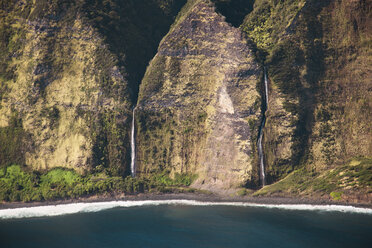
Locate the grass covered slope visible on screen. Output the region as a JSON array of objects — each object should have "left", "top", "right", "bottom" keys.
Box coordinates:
[
  {"left": 254, "top": 157, "right": 372, "bottom": 204},
  {"left": 137, "top": 0, "right": 262, "bottom": 191}
]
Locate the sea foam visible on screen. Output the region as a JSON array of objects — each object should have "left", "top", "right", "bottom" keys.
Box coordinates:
[{"left": 1, "top": 200, "right": 372, "bottom": 219}]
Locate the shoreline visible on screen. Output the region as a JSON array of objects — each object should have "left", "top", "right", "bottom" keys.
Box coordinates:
[{"left": 1, "top": 192, "right": 372, "bottom": 210}]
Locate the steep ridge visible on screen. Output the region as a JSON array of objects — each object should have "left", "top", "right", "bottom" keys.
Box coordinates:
[
  {"left": 242, "top": 0, "right": 372, "bottom": 201},
  {"left": 0, "top": 1, "right": 130, "bottom": 176},
  {"left": 0, "top": 0, "right": 186, "bottom": 176},
  {"left": 136, "top": 0, "right": 261, "bottom": 191},
  {"left": 242, "top": 0, "right": 308, "bottom": 183},
  {"left": 82, "top": 0, "right": 187, "bottom": 102}
]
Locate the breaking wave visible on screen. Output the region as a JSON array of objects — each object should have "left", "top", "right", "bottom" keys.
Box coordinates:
[{"left": 1, "top": 200, "right": 371, "bottom": 219}]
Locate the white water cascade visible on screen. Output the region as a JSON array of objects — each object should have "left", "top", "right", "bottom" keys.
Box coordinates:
[
  {"left": 258, "top": 68, "right": 269, "bottom": 187},
  {"left": 257, "top": 117, "right": 266, "bottom": 186},
  {"left": 264, "top": 69, "right": 269, "bottom": 108},
  {"left": 130, "top": 107, "right": 136, "bottom": 177}
]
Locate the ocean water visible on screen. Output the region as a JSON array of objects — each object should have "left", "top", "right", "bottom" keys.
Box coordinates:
[{"left": 0, "top": 201, "right": 372, "bottom": 248}]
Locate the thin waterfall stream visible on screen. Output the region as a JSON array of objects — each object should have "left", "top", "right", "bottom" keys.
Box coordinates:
[
  {"left": 264, "top": 69, "right": 269, "bottom": 108},
  {"left": 258, "top": 68, "right": 269, "bottom": 186},
  {"left": 130, "top": 107, "right": 136, "bottom": 177}
]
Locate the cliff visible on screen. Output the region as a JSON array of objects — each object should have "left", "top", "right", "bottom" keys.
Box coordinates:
[
  {"left": 0, "top": 0, "right": 371, "bottom": 203},
  {"left": 0, "top": 0, "right": 185, "bottom": 176},
  {"left": 242, "top": 0, "right": 372, "bottom": 201},
  {"left": 136, "top": 0, "right": 261, "bottom": 192}
]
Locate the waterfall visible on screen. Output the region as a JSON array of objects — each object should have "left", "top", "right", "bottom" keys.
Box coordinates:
[
  {"left": 257, "top": 117, "right": 266, "bottom": 186},
  {"left": 258, "top": 68, "right": 269, "bottom": 187},
  {"left": 130, "top": 107, "right": 136, "bottom": 177},
  {"left": 264, "top": 69, "right": 269, "bottom": 109}
]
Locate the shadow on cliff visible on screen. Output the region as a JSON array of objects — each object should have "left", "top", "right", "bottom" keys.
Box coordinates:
[
  {"left": 83, "top": 0, "right": 187, "bottom": 104},
  {"left": 265, "top": 0, "right": 331, "bottom": 184},
  {"left": 212, "top": 0, "right": 255, "bottom": 27}
]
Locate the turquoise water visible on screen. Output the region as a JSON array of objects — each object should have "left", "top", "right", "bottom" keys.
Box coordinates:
[{"left": 1, "top": 205, "right": 371, "bottom": 248}]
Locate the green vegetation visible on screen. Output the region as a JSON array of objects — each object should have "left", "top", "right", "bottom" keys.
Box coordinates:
[
  {"left": 242, "top": 0, "right": 305, "bottom": 58},
  {"left": 0, "top": 0, "right": 188, "bottom": 175},
  {"left": 149, "top": 172, "right": 198, "bottom": 187},
  {"left": 91, "top": 110, "right": 129, "bottom": 177},
  {"left": 235, "top": 188, "right": 254, "bottom": 197},
  {"left": 0, "top": 165, "right": 198, "bottom": 202},
  {"left": 240, "top": 0, "right": 333, "bottom": 182},
  {"left": 0, "top": 114, "right": 28, "bottom": 168},
  {"left": 0, "top": 5, "right": 27, "bottom": 102},
  {"left": 330, "top": 191, "right": 343, "bottom": 201},
  {"left": 0, "top": 0, "right": 370, "bottom": 200},
  {"left": 241, "top": 1, "right": 312, "bottom": 181},
  {"left": 136, "top": 105, "right": 208, "bottom": 175},
  {"left": 240, "top": 0, "right": 371, "bottom": 188},
  {"left": 140, "top": 172, "right": 199, "bottom": 194},
  {"left": 254, "top": 157, "right": 372, "bottom": 199}
]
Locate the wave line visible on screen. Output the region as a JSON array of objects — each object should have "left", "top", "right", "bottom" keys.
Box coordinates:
[{"left": 1, "top": 200, "right": 372, "bottom": 219}]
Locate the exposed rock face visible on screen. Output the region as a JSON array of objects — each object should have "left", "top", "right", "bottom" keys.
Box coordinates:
[
  {"left": 263, "top": 77, "right": 298, "bottom": 182},
  {"left": 242, "top": 0, "right": 372, "bottom": 197},
  {"left": 0, "top": 0, "right": 370, "bottom": 199},
  {"left": 307, "top": 0, "right": 372, "bottom": 169},
  {"left": 0, "top": 0, "right": 185, "bottom": 176},
  {"left": 137, "top": 0, "right": 261, "bottom": 190},
  {"left": 242, "top": 0, "right": 309, "bottom": 183},
  {"left": 0, "top": 3, "right": 131, "bottom": 175}
]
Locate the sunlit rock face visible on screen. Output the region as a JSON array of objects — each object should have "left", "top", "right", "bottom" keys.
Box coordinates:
[
  {"left": 0, "top": 0, "right": 185, "bottom": 176},
  {"left": 136, "top": 0, "right": 261, "bottom": 191}
]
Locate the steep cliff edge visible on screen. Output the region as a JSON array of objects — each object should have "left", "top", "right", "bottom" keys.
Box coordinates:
[{"left": 136, "top": 0, "right": 261, "bottom": 191}]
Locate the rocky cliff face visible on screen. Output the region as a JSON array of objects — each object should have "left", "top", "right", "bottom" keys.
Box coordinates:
[
  {"left": 307, "top": 0, "right": 371, "bottom": 169},
  {"left": 0, "top": 0, "right": 370, "bottom": 199},
  {"left": 242, "top": 0, "right": 310, "bottom": 183},
  {"left": 136, "top": 0, "right": 261, "bottom": 191},
  {"left": 242, "top": 0, "right": 372, "bottom": 200},
  {"left": 0, "top": 1, "right": 132, "bottom": 175},
  {"left": 0, "top": 0, "right": 185, "bottom": 176}
]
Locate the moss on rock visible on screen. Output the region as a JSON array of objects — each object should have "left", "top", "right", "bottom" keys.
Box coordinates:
[
  {"left": 136, "top": 0, "right": 261, "bottom": 191},
  {"left": 0, "top": 0, "right": 187, "bottom": 177}
]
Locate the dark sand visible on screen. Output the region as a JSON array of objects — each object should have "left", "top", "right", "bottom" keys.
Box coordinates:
[{"left": 1, "top": 192, "right": 371, "bottom": 210}]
